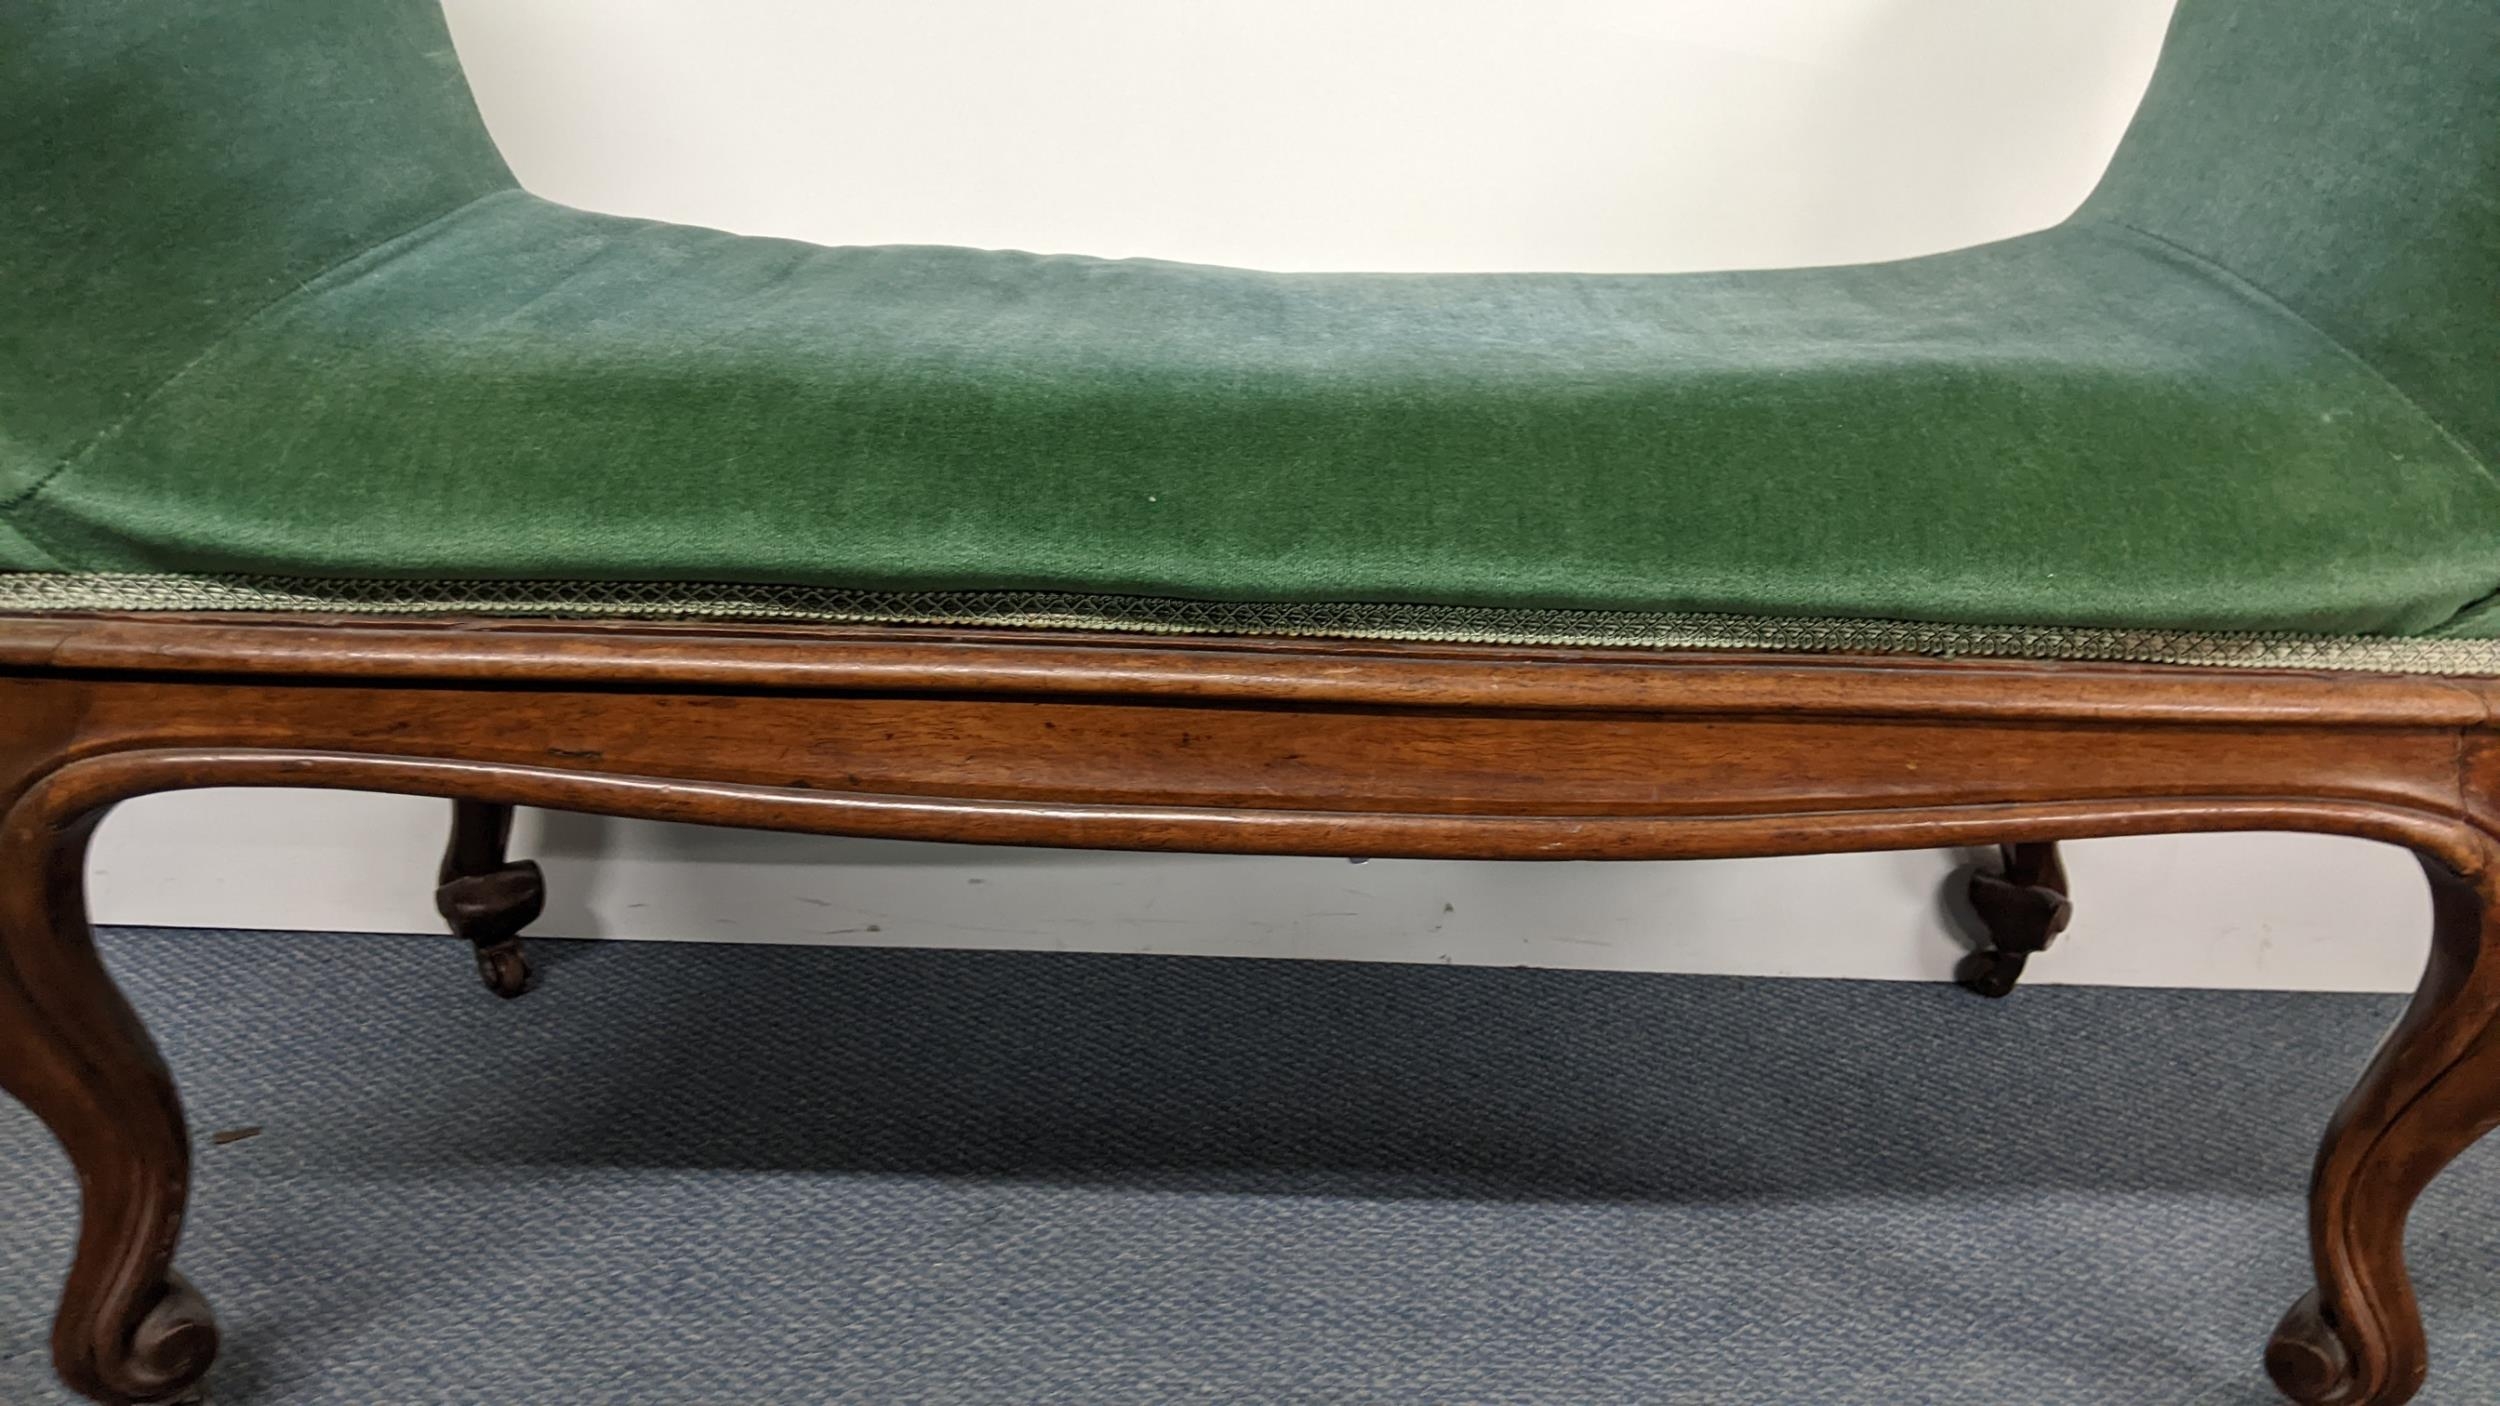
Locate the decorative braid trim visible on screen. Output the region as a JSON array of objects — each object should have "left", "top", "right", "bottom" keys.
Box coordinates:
[{"left": 3, "top": 572, "right": 2498, "bottom": 675}]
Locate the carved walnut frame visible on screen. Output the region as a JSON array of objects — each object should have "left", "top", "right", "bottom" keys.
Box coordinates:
[{"left": 4, "top": 609, "right": 2497, "bottom": 1406}]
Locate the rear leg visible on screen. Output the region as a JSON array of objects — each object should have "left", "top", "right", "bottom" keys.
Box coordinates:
[
  {"left": 1955, "top": 842, "right": 2073, "bottom": 998},
  {"left": 436, "top": 800, "right": 543, "bottom": 999}
]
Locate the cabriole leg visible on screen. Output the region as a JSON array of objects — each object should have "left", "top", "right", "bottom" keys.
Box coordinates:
[
  {"left": 436, "top": 799, "right": 543, "bottom": 998},
  {"left": 2267, "top": 847, "right": 2500, "bottom": 1406},
  {"left": 1957, "top": 841, "right": 2073, "bottom": 997},
  {"left": 0, "top": 796, "right": 218, "bottom": 1404}
]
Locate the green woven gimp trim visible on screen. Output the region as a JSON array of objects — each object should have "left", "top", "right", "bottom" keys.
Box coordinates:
[{"left": 4, "top": 572, "right": 2500, "bottom": 675}]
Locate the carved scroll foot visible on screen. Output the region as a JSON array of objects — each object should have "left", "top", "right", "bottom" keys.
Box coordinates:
[
  {"left": 2265, "top": 849, "right": 2500, "bottom": 1406},
  {"left": 1955, "top": 841, "right": 2072, "bottom": 997},
  {"left": 1, "top": 798, "right": 219, "bottom": 1404},
  {"left": 436, "top": 800, "right": 543, "bottom": 999}
]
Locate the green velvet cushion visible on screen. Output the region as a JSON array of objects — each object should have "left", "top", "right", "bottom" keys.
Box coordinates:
[{"left": 5, "top": 0, "right": 2497, "bottom": 643}]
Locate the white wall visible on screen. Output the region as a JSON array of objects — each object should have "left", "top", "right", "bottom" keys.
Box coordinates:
[
  {"left": 438, "top": 0, "right": 2181, "bottom": 274},
  {"left": 85, "top": 0, "right": 2437, "bottom": 993}
]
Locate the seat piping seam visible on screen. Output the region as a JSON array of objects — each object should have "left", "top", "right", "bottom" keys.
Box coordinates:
[
  {"left": 2087, "top": 216, "right": 2497, "bottom": 488},
  {"left": 0, "top": 188, "right": 517, "bottom": 520},
  {"left": 2084, "top": 216, "right": 2500, "bottom": 638}
]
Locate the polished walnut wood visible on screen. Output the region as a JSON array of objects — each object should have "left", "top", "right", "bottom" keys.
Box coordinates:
[
  {"left": 1959, "top": 841, "right": 2074, "bottom": 996},
  {"left": 436, "top": 799, "right": 542, "bottom": 998},
  {"left": 4, "top": 609, "right": 2498, "bottom": 1405}
]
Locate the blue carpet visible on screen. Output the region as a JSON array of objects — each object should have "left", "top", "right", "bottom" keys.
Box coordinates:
[{"left": 4, "top": 929, "right": 2498, "bottom": 1404}]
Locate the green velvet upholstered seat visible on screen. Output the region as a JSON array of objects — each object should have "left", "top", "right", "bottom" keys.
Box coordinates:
[{"left": 5, "top": 1, "right": 2497, "bottom": 662}]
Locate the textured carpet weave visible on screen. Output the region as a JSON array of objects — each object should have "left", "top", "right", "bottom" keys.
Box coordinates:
[{"left": 5, "top": 929, "right": 2499, "bottom": 1403}]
